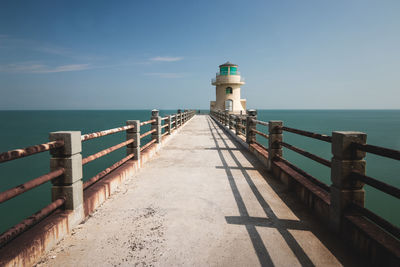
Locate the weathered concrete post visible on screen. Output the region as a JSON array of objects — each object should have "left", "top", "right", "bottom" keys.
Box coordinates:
[
  {"left": 224, "top": 109, "right": 229, "bottom": 126},
  {"left": 127, "top": 120, "right": 140, "bottom": 163},
  {"left": 267, "top": 121, "right": 283, "bottom": 171},
  {"left": 330, "top": 131, "right": 366, "bottom": 233},
  {"left": 235, "top": 115, "right": 240, "bottom": 135},
  {"left": 151, "top": 109, "right": 162, "bottom": 143},
  {"left": 246, "top": 109, "right": 257, "bottom": 144},
  {"left": 174, "top": 114, "right": 178, "bottom": 130},
  {"left": 49, "top": 131, "right": 84, "bottom": 226},
  {"left": 229, "top": 114, "right": 234, "bottom": 130},
  {"left": 178, "top": 109, "right": 182, "bottom": 127},
  {"left": 166, "top": 115, "right": 172, "bottom": 135}
]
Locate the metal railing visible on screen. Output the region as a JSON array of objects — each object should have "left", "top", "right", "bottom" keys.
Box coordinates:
[
  {"left": 210, "top": 109, "right": 400, "bottom": 242},
  {"left": 0, "top": 109, "right": 196, "bottom": 248}
]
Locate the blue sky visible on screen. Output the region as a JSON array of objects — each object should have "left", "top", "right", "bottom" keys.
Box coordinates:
[{"left": 0, "top": 0, "right": 399, "bottom": 109}]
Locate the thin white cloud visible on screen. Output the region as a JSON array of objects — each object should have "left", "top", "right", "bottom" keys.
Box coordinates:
[
  {"left": 144, "top": 72, "right": 184, "bottom": 78},
  {"left": 0, "top": 62, "right": 91, "bottom": 73},
  {"left": 150, "top": 56, "right": 183, "bottom": 62},
  {"left": 0, "top": 35, "right": 103, "bottom": 61}
]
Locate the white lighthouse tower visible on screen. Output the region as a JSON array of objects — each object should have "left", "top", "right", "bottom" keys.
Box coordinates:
[{"left": 210, "top": 62, "right": 246, "bottom": 114}]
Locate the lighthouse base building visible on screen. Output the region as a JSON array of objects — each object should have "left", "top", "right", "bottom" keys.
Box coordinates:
[{"left": 210, "top": 62, "right": 246, "bottom": 114}]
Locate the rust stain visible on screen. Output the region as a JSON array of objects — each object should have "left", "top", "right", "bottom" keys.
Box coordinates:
[
  {"left": 0, "top": 140, "right": 64, "bottom": 163},
  {"left": 81, "top": 125, "right": 134, "bottom": 142}
]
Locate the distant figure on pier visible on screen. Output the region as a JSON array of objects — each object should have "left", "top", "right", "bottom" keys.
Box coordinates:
[{"left": 210, "top": 62, "right": 246, "bottom": 114}]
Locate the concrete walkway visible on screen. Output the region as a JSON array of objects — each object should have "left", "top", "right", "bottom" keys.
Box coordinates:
[{"left": 38, "top": 115, "right": 363, "bottom": 267}]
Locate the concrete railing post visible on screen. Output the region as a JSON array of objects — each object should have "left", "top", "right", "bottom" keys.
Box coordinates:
[
  {"left": 49, "top": 131, "right": 84, "bottom": 226},
  {"left": 224, "top": 110, "right": 229, "bottom": 126},
  {"left": 151, "top": 109, "right": 161, "bottom": 143},
  {"left": 267, "top": 121, "right": 283, "bottom": 171},
  {"left": 174, "top": 113, "right": 178, "bottom": 130},
  {"left": 166, "top": 115, "right": 172, "bottom": 135},
  {"left": 330, "top": 131, "right": 366, "bottom": 233},
  {"left": 229, "top": 114, "right": 234, "bottom": 130},
  {"left": 178, "top": 109, "right": 182, "bottom": 127},
  {"left": 235, "top": 116, "right": 240, "bottom": 135},
  {"left": 127, "top": 120, "right": 140, "bottom": 163},
  {"left": 246, "top": 109, "right": 257, "bottom": 144}
]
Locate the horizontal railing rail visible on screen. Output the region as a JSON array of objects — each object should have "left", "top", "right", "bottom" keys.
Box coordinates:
[
  {"left": 280, "top": 141, "right": 331, "bottom": 168},
  {"left": 351, "top": 171, "right": 399, "bottom": 199},
  {"left": 0, "top": 168, "right": 65, "bottom": 204},
  {"left": 82, "top": 139, "right": 134, "bottom": 165},
  {"left": 140, "top": 119, "right": 156, "bottom": 126},
  {"left": 349, "top": 140, "right": 400, "bottom": 203},
  {"left": 353, "top": 142, "right": 400, "bottom": 161},
  {"left": 281, "top": 126, "right": 332, "bottom": 143},
  {"left": 83, "top": 154, "right": 134, "bottom": 189},
  {"left": 253, "top": 140, "right": 268, "bottom": 151},
  {"left": 349, "top": 203, "right": 400, "bottom": 240},
  {"left": 252, "top": 119, "right": 269, "bottom": 127},
  {"left": 140, "top": 129, "right": 156, "bottom": 139},
  {"left": 0, "top": 140, "right": 64, "bottom": 163},
  {"left": 252, "top": 129, "right": 269, "bottom": 140},
  {"left": 81, "top": 125, "right": 134, "bottom": 142},
  {"left": 0, "top": 197, "right": 66, "bottom": 248},
  {"left": 141, "top": 139, "right": 157, "bottom": 151},
  {"left": 275, "top": 155, "right": 330, "bottom": 192}
]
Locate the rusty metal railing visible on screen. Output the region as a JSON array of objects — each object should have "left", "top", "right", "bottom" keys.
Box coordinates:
[
  {"left": 0, "top": 197, "right": 66, "bottom": 248},
  {"left": 353, "top": 142, "right": 400, "bottom": 161},
  {"left": 141, "top": 139, "right": 157, "bottom": 152},
  {"left": 81, "top": 125, "right": 134, "bottom": 142},
  {"left": 252, "top": 129, "right": 269, "bottom": 140},
  {"left": 83, "top": 154, "right": 134, "bottom": 189},
  {"left": 0, "top": 138, "right": 67, "bottom": 246},
  {"left": 0, "top": 140, "right": 64, "bottom": 163},
  {"left": 275, "top": 155, "right": 331, "bottom": 192},
  {"left": 0, "top": 109, "right": 197, "bottom": 249},
  {"left": 280, "top": 141, "right": 331, "bottom": 168},
  {"left": 140, "top": 129, "right": 156, "bottom": 139},
  {"left": 348, "top": 203, "right": 400, "bottom": 240},
  {"left": 82, "top": 139, "right": 134, "bottom": 165},
  {"left": 140, "top": 119, "right": 156, "bottom": 126},
  {"left": 210, "top": 109, "right": 400, "bottom": 246},
  {"left": 349, "top": 142, "right": 400, "bottom": 201},
  {"left": 0, "top": 168, "right": 65, "bottom": 204},
  {"left": 281, "top": 126, "right": 332, "bottom": 143}
]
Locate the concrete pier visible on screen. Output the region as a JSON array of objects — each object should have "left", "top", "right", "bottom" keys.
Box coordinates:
[{"left": 36, "top": 115, "right": 364, "bottom": 266}]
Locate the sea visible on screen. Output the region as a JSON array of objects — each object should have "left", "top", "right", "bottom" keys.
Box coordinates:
[{"left": 0, "top": 110, "right": 399, "bottom": 234}]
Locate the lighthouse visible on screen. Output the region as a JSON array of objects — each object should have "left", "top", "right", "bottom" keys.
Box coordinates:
[{"left": 210, "top": 62, "right": 246, "bottom": 114}]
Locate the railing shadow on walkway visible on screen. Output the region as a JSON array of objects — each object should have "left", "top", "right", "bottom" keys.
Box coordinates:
[{"left": 206, "top": 116, "right": 364, "bottom": 267}]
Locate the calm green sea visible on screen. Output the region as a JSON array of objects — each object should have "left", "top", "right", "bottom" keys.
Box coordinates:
[{"left": 0, "top": 110, "right": 399, "bottom": 234}]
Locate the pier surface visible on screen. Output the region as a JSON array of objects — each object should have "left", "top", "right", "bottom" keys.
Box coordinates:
[{"left": 38, "top": 115, "right": 362, "bottom": 266}]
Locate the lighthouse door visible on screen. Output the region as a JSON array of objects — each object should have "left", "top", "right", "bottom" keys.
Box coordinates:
[{"left": 225, "top": 100, "right": 233, "bottom": 112}]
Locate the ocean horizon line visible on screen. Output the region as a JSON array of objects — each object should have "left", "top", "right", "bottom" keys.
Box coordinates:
[{"left": 0, "top": 108, "right": 399, "bottom": 111}]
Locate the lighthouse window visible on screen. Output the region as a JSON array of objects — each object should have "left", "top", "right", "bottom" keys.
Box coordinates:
[
  {"left": 225, "top": 87, "right": 232, "bottom": 94},
  {"left": 220, "top": 66, "right": 228, "bottom": 75},
  {"left": 225, "top": 100, "right": 233, "bottom": 111},
  {"left": 230, "top": 67, "right": 237, "bottom": 75}
]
